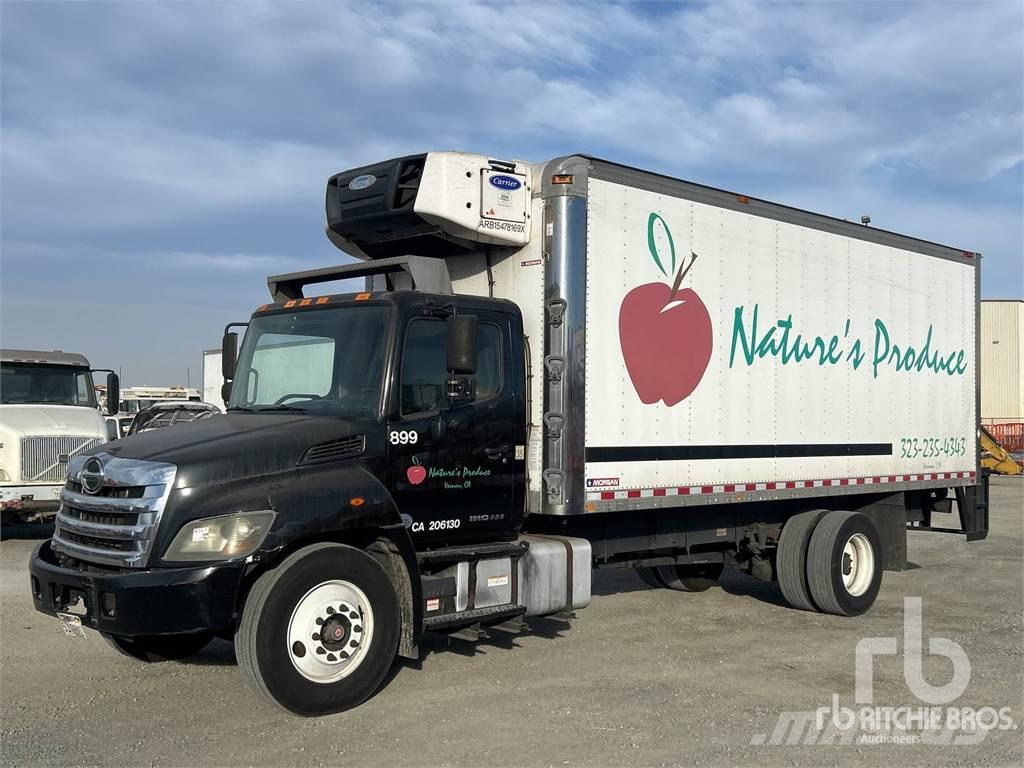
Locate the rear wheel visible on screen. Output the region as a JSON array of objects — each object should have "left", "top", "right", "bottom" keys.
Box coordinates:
[
  {"left": 777, "top": 509, "right": 828, "bottom": 611},
  {"left": 635, "top": 567, "right": 663, "bottom": 588},
  {"left": 102, "top": 632, "right": 213, "bottom": 662},
  {"left": 236, "top": 543, "right": 400, "bottom": 716},
  {"left": 806, "top": 511, "right": 882, "bottom": 616},
  {"left": 655, "top": 563, "right": 724, "bottom": 592}
]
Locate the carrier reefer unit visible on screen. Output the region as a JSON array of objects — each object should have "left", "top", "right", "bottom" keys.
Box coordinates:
[{"left": 30, "top": 152, "right": 988, "bottom": 716}]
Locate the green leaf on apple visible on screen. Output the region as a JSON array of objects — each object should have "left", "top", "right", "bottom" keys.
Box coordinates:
[{"left": 647, "top": 212, "right": 676, "bottom": 278}]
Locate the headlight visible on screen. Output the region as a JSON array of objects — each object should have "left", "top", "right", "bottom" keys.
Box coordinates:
[{"left": 164, "top": 510, "right": 276, "bottom": 562}]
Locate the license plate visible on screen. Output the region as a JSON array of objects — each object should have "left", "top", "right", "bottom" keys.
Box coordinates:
[{"left": 56, "top": 612, "right": 86, "bottom": 638}]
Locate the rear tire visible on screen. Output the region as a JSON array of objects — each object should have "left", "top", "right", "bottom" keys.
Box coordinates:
[
  {"left": 636, "top": 567, "right": 663, "bottom": 588},
  {"left": 655, "top": 563, "right": 724, "bottom": 592},
  {"left": 777, "top": 510, "right": 828, "bottom": 611},
  {"left": 102, "top": 632, "right": 213, "bottom": 662},
  {"left": 235, "top": 543, "right": 400, "bottom": 716},
  {"left": 806, "top": 511, "right": 882, "bottom": 616}
]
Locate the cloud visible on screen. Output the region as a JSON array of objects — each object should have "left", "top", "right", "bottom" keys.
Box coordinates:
[{"left": 0, "top": 0, "right": 1020, "bottom": 384}]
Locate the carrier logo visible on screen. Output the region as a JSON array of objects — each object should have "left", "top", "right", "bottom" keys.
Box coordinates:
[
  {"left": 489, "top": 174, "right": 522, "bottom": 191},
  {"left": 347, "top": 174, "right": 377, "bottom": 191},
  {"left": 80, "top": 457, "right": 105, "bottom": 495}
]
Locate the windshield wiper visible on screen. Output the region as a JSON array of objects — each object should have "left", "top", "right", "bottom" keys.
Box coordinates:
[{"left": 227, "top": 404, "right": 307, "bottom": 414}]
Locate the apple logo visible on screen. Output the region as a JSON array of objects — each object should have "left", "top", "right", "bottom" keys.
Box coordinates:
[
  {"left": 406, "top": 455, "right": 427, "bottom": 485},
  {"left": 619, "top": 212, "right": 713, "bottom": 406}
]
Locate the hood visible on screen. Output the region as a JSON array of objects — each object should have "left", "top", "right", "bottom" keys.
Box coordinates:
[
  {"left": 102, "top": 412, "right": 378, "bottom": 488},
  {"left": 0, "top": 404, "right": 107, "bottom": 438}
]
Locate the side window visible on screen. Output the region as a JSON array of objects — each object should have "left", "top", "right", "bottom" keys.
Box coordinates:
[
  {"left": 75, "top": 372, "right": 94, "bottom": 406},
  {"left": 476, "top": 323, "right": 502, "bottom": 398},
  {"left": 400, "top": 317, "right": 505, "bottom": 417},
  {"left": 401, "top": 319, "right": 448, "bottom": 416}
]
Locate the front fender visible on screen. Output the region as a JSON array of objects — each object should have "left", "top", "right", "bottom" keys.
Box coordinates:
[{"left": 154, "top": 460, "right": 423, "bottom": 655}]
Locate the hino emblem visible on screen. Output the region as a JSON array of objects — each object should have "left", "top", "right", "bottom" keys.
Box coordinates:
[{"left": 80, "top": 457, "right": 105, "bottom": 495}]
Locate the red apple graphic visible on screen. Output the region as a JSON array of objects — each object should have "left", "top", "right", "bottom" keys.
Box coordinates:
[
  {"left": 619, "top": 213, "right": 713, "bottom": 406},
  {"left": 406, "top": 456, "right": 427, "bottom": 485}
]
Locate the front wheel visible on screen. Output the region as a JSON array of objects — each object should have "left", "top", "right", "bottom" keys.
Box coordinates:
[
  {"left": 102, "top": 632, "right": 213, "bottom": 662},
  {"left": 236, "top": 543, "right": 400, "bottom": 716}
]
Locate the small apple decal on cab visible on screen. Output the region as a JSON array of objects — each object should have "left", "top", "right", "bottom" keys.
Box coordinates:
[
  {"left": 406, "top": 455, "right": 427, "bottom": 485},
  {"left": 619, "top": 212, "right": 713, "bottom": 406}
]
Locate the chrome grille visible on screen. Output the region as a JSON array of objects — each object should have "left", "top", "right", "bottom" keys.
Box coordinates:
[
  {"left": 20, "top": 435, "right": 104, "bottom": 483},
  {"left": 53, "top": 453, "right": 176, "bottom": 569}
]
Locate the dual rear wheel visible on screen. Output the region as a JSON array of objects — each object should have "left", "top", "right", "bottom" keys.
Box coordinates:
[{"left": 777, "top": 510, "right": 882, "bottom": 616}]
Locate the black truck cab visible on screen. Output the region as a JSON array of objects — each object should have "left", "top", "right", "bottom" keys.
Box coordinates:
[{"left": 30, "top": 290, "right": 536, "bottom": 715}]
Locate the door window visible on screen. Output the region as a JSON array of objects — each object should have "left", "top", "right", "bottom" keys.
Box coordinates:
[{"left": 400, "top": 318, "right": 503, "bottom": 417}]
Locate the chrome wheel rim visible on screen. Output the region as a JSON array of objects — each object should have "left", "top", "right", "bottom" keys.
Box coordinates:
[{"left": 287, "top": 580, "right": 374, "bottom": 684}]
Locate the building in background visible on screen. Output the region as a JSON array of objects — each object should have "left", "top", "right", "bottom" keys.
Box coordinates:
[{"left": 980, "top": 299, "right": 1023, "bottom": 451}]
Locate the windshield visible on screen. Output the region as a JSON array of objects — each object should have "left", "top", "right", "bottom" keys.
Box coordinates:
[
  {"left": 0, "top": 363, "right": 97, "bottom": 407},
  {"left": 229, "top": 305, "right": 389, "bottom": 418}
]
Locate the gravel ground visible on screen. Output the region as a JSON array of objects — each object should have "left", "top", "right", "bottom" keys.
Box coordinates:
[{"left": 1, "top": 477, "right": 1021, "bottom": 768}]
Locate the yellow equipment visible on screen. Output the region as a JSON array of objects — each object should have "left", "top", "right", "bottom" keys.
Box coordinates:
[{"left": 980, "top": 426, "right": 1023, "bottom": 475}]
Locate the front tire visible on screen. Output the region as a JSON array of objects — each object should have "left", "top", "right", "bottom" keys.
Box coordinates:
[
  {"left": 236, "top": 543, "right": 400, "bottom": 716},
  {"left": 805, "top": 511, "right": 882, "bottom": 616},
  {"left": 102, "top": 632, "right": 213, "bottom": 662}
]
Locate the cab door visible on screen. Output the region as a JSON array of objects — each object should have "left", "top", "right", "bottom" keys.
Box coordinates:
[{"left": 387, "top": 309, "right": 519, "bottom": 546}]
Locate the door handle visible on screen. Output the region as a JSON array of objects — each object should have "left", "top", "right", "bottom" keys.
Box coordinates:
[{"left": 485, "top": 444, "right": 510, "bottom": 460}]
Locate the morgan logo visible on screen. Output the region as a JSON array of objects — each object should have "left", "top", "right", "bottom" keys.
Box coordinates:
[
  {"left": 489, "top": 174, "right": 522, "bottom": 191},
  {"left": 619, "top": 213, "right": 713, "bottom": 406}
]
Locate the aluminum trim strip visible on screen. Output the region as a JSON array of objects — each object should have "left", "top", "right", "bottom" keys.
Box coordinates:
[{"left": 54, "top": 511, "right": 152, "bottom": 541}]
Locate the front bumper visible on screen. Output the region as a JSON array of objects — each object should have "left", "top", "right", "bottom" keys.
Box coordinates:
[
  {"left": 29, "top": 540, "right": 246, "bottom": 637},
  {"left": 1, "top": 484, "right": 62, "bottom": 516}
]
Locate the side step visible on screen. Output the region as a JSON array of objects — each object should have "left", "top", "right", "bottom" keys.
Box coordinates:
[{"left": 423, "top": 604, "right": 526, "bottom": 633}]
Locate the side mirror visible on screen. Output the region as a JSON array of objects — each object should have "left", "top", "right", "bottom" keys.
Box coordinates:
[
  {"left": 447, "top": 314, "right": 478, "bottom": 375},
  {"left": 105, "top": 372, "right": 120, "bottom": 416},
  {"left": 222, "top": 332, "right": 238, "bottom": 380},
  {"left": 221, "top": 381, "right": 233, "bottom": 406},
  {"left": 105, "top": 419, "right": 119, "bottom": 441}
]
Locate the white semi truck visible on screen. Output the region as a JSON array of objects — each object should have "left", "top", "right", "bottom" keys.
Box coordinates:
[
  {"left": 31, "top": 153, "right": 987, "bottom": 715},
  {"left": 1, "top": 350, "right": 119, "bottom": 522}
]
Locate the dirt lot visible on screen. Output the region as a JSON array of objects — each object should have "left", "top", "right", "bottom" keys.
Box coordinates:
[{"left": 1, "top": 478, "right": 1021, "bottom": 768}]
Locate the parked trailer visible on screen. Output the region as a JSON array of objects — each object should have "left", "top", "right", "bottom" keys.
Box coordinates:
[{"left": 29, "top": 152, "right": 988, "bottom": 716}]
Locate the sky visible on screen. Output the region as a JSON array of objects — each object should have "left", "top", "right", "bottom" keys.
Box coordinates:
[{"left": 1, "top": 0, "right": 1022, "bottom": 387}]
